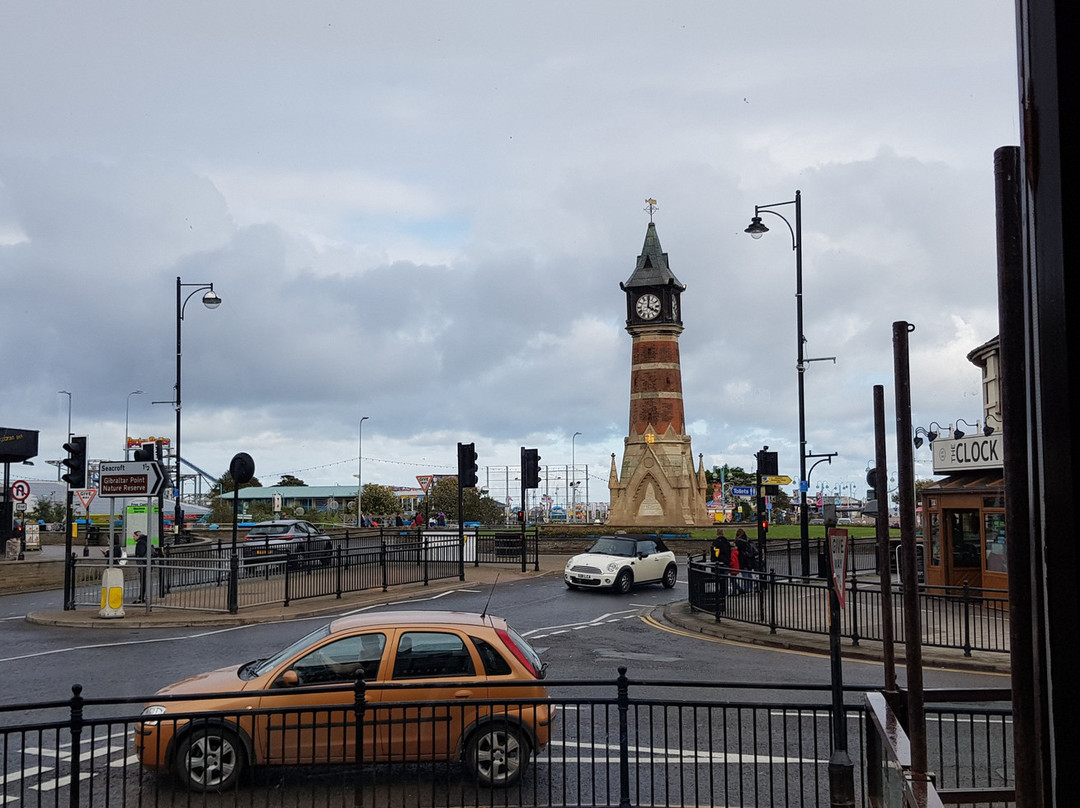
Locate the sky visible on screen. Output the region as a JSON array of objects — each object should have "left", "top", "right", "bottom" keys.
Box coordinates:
[{"left": 1, "top": 2, "right": 1020, "bottom": 512}]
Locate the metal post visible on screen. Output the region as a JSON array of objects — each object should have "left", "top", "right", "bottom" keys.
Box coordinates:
[
  {"left": 872, "top": 385, "right": 897, "bottom": 693},
  {"left": 893, "top": 320, "right": 927, "bottom": 778},
  {"left": 357, "top": 416, "right": 368, "bottom": 526}
]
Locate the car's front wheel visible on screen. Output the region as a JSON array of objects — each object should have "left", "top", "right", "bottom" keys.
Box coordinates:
[
  {"left": 174, "top": 725, "right": 245, "bottom": 792},
  {"left": 614, "top": 569, "right": 633, "bottom": 594},
  {"left": 466, "top": 722, "right": 530, "bottom": 787},
  {"left": 662, "top": 563, "right": 678, "bottom": 589}
]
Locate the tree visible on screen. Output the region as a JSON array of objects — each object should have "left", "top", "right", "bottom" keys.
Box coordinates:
[
  {"left": 360, "top": 484, "right": 400, "bottom": 519},
  {"left": 704, "top": 464, "right": 755, "bottom": 487},
  {"left": 275, "top": 474, "right": 306, "bottom": 487},
  {"left": 209, "top": 470, "right": 262, "bottom": 498},
  {"left": 425, "top": 478, "right": 505, "bottom": 523},
  {"left": 29, "top": 493, "right": 65, "bottom": 525}
]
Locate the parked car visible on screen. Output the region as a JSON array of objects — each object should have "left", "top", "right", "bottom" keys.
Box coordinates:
[
  {"left": 564, "top": 535, "right": 678, "bottom": 593},
  {"left": 240, "top": 519, "right": 333, "bottom": 564},
  {"left": 135, "top": 610, "right": 553, "bottom": 790}
]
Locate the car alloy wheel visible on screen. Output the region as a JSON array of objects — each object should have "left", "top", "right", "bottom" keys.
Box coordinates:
[
  {"left": 174, "top": 726, "right": 244, "bottom": 792},
  {"left": 467, "top": 722, "right": 529, "bottom": 787},
  {"left": 614, "top": 569, "right": 632, "bottom": 594},
  {"left": 662, "top": 563, "right": 678, "bottom": 589}
]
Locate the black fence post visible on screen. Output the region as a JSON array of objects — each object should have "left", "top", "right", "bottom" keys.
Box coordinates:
[
  {"left": 520, "top": 529, "right": 527, "bottom": 574},
  {"left": 850, "top": 574, "right": 861, "bottom": 647},
  {"left": 616, "top": 666, "right": 631, "bottom": 808},
  {"left": 380, "top": 536, "right": 388, "bottom": 592},
  {"left": 335, "top": 545, "right": 343, "bottom": 598},
  {"left": 67, "top": 684, "right": 84, "bottom": 808},
  {"left": 283, "top": 551, "right": 292, "bottom": 607},
  {"left": 353, "top": 675, "right": 367, "bottom": 807},
  {"left": 532, "top": 525, "right": 540, "bottom": 572},
  {"left": 962, "top": 583, "right": 973, "bottom": 657},
  {"left": 768, "top": 570, "right": 779, "bottom": 634},
  {"left": 65, "top": 553, "right": 77, "bottom": 610},
  {"left": 713, "top": 562, "right": 724, "bottom": 623},
  {"left": 227, "top": 552, "right": 238, "bottom": 614}
]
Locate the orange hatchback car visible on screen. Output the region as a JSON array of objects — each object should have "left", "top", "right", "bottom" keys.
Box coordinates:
[{"left": 135, "top": 611, "right": 553, "bottom": 791}]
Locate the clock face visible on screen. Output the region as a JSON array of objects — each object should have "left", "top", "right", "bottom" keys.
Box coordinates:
[{"left": 635, "top": 293, "right": 661, "bottom": 320}]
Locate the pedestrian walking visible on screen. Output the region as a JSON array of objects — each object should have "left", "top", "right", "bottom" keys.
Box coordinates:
[
  {"left": 734, "top": 528, "right": 757, "bottom": 592},
  {"left": 133, "top": 531, "right": 149, "bottom": 603}
]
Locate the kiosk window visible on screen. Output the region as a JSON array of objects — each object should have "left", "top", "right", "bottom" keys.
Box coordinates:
[{"left": 984, "top": 512, "right": 1007, "bottom": 572}]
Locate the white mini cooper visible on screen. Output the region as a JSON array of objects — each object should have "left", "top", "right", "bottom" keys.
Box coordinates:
[{"left": 564, "top": 536, "right": 678, "bottom": 594}]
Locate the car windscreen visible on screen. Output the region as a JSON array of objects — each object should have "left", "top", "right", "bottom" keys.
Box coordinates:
[
  {"left": 586, "top": 538, "right": 636, "bottom": 557},
  {"left": 248, "top": 525, "right": 290, "bottom": 537},
  {"left": 249, "top": 623, "right": 331, "bottom": 677}
]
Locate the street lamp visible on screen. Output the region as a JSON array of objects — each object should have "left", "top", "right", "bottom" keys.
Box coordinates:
[
  {"left": 746, "top": 190, "right": 835, "bottom": 578},
  {"left": 174, "top": 277, "right": 221, "bottom": 534},
  {"left": 357, "top": 416, "right": 369, "bottom": 526},
  {"left": 58, "top": 390, "right": 72, "bottom": 440},
  {"left": 124, "top": 390, "right": 144, "bottom": 460},
  {"left": 571, "top": 431, "right": 581, "bottom": 523}
]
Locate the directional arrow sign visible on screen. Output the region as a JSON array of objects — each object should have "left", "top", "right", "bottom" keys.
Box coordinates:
[
  {"left": 762, "top": 475, "right": 793, "bottom": 485},
  {"left": 98, "top": 460, "right": 165, "bottom": 497}
]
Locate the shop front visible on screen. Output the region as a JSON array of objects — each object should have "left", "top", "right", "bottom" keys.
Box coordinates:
[{"left": 919, "top": 431, "right": 1007, "bottom": 594}]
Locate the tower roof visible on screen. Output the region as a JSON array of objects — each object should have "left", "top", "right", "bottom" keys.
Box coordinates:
[{"left": 622, "top": 222, "right": 686, "bottom": 291}]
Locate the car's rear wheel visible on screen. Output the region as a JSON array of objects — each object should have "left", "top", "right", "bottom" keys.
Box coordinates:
[
  {"left": 614, "top": 569, "right": 633, "bottom": 594},
  {"left": 466, "top": 722, "right": 530, "bottom": 787},
  {"left": 174, "top": 725, "right": 244, "bottom": 792},
  {"left": 662, "top": 563, "right": 678, "bottom": 589}
]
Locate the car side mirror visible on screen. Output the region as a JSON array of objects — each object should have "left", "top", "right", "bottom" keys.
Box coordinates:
[{"left": 278, "top": 669, "right": 300, "bottom": 688}]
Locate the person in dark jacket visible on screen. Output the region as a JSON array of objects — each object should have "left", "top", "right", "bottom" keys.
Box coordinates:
[
  {"left": 734, "top": 528, "right": 757, "bottom": 592},
  {"left": 710, "top": 529, "right": 732, "bottom": 566},
  {"left": 133, "top": 531, "right": 148, "bottom": 602}
]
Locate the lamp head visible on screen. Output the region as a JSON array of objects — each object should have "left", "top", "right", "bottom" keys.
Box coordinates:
[
  {"left": 926, "top": 421, "right": 943, "bottom": 443},
  {"left": 744, "top": 216, "right": 769, "bottom": 239},
  {"left": 201, "top": 290, "right": 222, "bottom": 310},
  {"left": 983, "top": 424, "right": 995, "bottom": 436}
]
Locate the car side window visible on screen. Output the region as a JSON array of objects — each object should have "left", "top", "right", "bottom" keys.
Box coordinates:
[
  {"left": 470, "top": 636, "right": 512, "bottom": 675},
  {"left": 290, "top": 632, "right": 386, "bottom": 685},
  {"left": 637, "top": 540, "right": 657, "bottom": 555},
  {"left": 392, "top": 632, "right": 477, "bottom": 680}
]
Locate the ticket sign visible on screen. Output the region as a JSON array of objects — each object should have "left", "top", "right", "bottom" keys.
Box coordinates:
[
  {"left": 99, "top": 461, "right": 165, "bottom": 497},
  {"left": 828, "top": 528, "right": 850, "bottom": 609}
]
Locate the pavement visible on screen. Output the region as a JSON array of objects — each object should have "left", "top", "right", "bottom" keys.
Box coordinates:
[{"left": 21, "top": 552, "right": 1011, "bottom": 675}]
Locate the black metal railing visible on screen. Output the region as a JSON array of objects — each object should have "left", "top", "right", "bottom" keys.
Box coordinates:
[
  {"left": 0, "top": 673, "right": 1012, "bottom": 808},
  {"left": 687, "top": 555, "right": 1011, "bottom": 655}
]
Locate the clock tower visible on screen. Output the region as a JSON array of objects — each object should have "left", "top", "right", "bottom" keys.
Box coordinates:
[{"left": 608, "top": 216, "right": 710, "bottom": 527}]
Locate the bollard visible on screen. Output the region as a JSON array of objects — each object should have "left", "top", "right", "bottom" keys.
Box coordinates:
[{"left": 98, "top": 567, "right": 125, "bottom": 618}]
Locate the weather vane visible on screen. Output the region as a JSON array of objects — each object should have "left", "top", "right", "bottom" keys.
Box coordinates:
[{"left": 644, "top": 198, "right": 659, "bottom": 222}]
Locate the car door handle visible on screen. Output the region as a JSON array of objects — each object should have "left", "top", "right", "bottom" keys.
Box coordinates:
[{"left": 454, "top": 690, "right": 474, "bottom": 699}]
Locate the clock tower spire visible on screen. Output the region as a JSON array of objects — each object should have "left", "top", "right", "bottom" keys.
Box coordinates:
[{"left": 609, "top": 205, "right": 710, "bottom": 527}]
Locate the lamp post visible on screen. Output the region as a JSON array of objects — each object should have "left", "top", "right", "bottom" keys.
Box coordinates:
[
  {"left": 571, "top": 431, "right": 581, "bottom": 523},
  {"left": 357, "top": 416, "right": 369, "bottom": 526},
  {"left": 746, "top": 191, "right": 835, "bottom": 577},
  {"left": 124, "top": 390, "right": 144, "bottom": 460},
  {"left": 174, "top": 277, "right": 221, "bottom": 535},
  {"left": 58, "top": 390, "right": 72, "bottom": 440}
]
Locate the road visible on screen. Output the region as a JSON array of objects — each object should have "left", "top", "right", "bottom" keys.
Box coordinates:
[{"left": 0, "top": 563, "right": 1004, "bottom": 704}]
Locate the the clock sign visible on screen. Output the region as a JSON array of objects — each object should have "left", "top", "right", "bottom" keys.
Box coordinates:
[{"left": 635, "top": 293, "right": 661, "bottom": 320}]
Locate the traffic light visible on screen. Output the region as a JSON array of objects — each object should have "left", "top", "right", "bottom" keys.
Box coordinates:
[
  {"left": 863, "top": 467, "right": 879, "bottom": 514},
  {"left": 61, "top": 436, "right": 87, "bottom": 489},
  {"left": 457, "top": 442, "right": 479, "bottom": 488},
  {"left": 516, "top": 510, "right": 525, "bottom": 524},
  {"left": 758, "top": 449, "right": 779, "bottom": 495},
  {"left": 521, "top": 447, "right": 541, "bottom": 489},
  {"left": 760, "top": 518, "right": 769, "bottom": 534},
  {"left": 133, "top": 442, "right": 155, "bottom": 462}
]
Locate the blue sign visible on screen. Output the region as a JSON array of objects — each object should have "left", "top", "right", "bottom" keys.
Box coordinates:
[
  {"left": 731, "top": 486, "right": 755, "bottom": 497},
  {"left": 800, "top": 480, "right": 809, "bottom": 492}
]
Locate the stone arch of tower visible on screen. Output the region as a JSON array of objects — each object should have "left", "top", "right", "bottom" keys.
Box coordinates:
[{"left": 631, "top": 473, "right": 667, "bottom": 519}]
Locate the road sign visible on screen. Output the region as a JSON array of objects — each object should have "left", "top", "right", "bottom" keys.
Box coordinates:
[
  {"left": 76, "top": 489, "right": 97, "bottom": 509},
  {"left": 98, "top": 460, "right": 165, "bottom": 497},
  {"left": 10, "top": 480, "right": 30, "bottom": 501},
  {"left": 417, "top": 475, "right": 434, "bottom": 492},
  {"left": 828, "top": 528, "right": 850, "bottom": 609},
  {"left": 762, "top": 475, "right": 792, "bottom": 485},
  {"left": 731, "top": 486, "right": 755, "bottom": 497}
]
